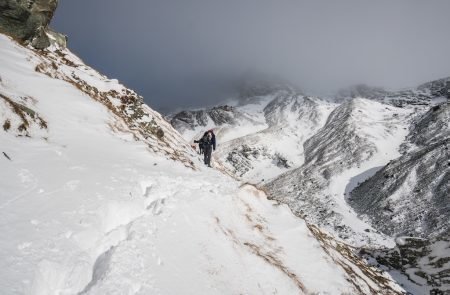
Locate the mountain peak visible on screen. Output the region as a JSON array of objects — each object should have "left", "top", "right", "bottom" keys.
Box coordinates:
[
  {"left": 336, "top": 84, "right": 389, "bottom": 100},
  {"left": 236, "top": 73, "right": 300, "bottom": 102}
]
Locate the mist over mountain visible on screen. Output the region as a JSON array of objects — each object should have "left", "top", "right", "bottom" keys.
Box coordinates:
[{"left": 50, "top": 0, "right": 450, "bottom": 112}]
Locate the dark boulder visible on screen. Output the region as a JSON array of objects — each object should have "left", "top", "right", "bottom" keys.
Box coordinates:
[{"left": 0, "top": 0, "right": 66, "bottom": 49}]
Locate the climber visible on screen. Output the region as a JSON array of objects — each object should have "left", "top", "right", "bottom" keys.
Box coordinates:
[{"left": 202, "top": 129, "right": 216, "bottom": 167}]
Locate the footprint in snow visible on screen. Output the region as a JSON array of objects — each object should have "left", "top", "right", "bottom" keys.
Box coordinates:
[
  {"left": 140, "top": 180, "right": 154, "bottom": 198},
  {"left": 146, "top": 199, "right": 165, "bottom": 215}
]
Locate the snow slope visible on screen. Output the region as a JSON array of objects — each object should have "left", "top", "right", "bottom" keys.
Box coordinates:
[
  {"left": 0, "top": 34, "right": 405, "bottom": 294},
  {"left": 349, "top": 102, "right": 450, "bottom": 239}
]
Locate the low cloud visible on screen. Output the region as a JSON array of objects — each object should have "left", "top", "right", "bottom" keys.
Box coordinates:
[{"left": 53, "top": 0, "right": 450, "bottom": 112}]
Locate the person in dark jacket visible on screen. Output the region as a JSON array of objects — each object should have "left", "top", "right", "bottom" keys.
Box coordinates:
[{"left": 202, "top": 130, "right": 216, "bottom": 167}]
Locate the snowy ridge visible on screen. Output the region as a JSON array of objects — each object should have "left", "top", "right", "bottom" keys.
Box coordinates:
[{"left": 0, "top": 33, "right": 196, "bottom": 168}]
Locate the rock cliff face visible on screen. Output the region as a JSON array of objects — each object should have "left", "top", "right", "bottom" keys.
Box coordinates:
[{"left": 0, "top": 0, "right": 66, "bottom": 49}]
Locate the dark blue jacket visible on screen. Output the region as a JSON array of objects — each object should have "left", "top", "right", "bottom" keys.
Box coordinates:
[{"left": 202, "top": 131, "right": 216, "bottom": 150}]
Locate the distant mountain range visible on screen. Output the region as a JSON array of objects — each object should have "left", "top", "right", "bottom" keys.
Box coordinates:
[{"left": 171, "top": 76, "right": 449, "bottom": 294}]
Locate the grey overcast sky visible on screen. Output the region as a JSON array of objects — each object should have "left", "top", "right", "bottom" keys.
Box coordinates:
[{"left": 52, "top": 0, "right": 450, "bottom": 113}]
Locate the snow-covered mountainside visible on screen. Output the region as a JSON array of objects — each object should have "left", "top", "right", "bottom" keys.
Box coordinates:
[
  {"left": 0, "top": 31, "right": 409, "bottom": 294},
  {"left": 349, "top": 102, "right": 449, "bottom": 239},
  {"left": 171, "top": 74, "right": 449, "bottom": 294},
  {"left": 346, "top": 102, "right": 449, "bottom": 294},
  {"left": 337, "top": 78, "right": 449, "bottom": 107},
  {"left": 265, "top": 98, "right": 416, "bottom": 246}
]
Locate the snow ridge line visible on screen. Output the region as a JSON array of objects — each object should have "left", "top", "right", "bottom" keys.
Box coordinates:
[
  {"left": 211, "top": 166, "right": 310, "bottom": 292},
  {"left": 238, "top": 183, "right": 403, "bottom": 294},
  {"left": 307, "top": 225, "right": 403, "bottom": 295},
  {"left": 213, "top": 212, "right": 307, "bottom": 293}
]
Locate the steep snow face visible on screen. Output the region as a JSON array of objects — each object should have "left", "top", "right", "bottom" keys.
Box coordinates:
[
  {"left": 0, "top": 33, "right": 196, "bottom": 168},
  {"left": 349, "top": 103, "right": 450, "bottom": 239},
  {"left": 0, "top": 35, "right": 405, "bottom": 295},
  {"left": 265, "top": 98, "right": 417, "bottom": 247}
]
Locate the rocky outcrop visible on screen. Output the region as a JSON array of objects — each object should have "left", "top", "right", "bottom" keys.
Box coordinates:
[
  {"left": 361, "top": 236, "right": 450, "bottom": 294},
  {"left": 225, "top": 144, "right": 291, "bottom": 177},
  {"left": 0, "top": 0, "right": 66, "bottom": 49},
  {"left": 0, "top": 93, "right": 48, "bottom": 137}
]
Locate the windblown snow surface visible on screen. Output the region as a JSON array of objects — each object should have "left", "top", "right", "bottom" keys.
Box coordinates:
[{"left": 0, "top": 34, "right": 406, "bottom": 294}]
